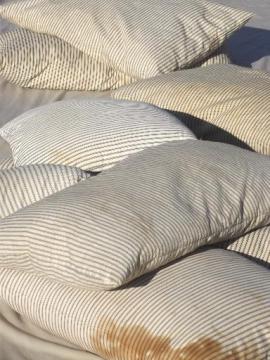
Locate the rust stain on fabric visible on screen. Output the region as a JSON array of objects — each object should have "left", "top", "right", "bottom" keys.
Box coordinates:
[{"left": 91, "top": 317, "right": 259, "bottom": 360}]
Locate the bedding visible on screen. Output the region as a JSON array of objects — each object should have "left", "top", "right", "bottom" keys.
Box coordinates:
[
  {"left": 0, "top": 77, "right": 110, "bottom": 171},
  {"left": 112, "top": 64, "right": 270, "bottom": 154},
  {"left": 0, "top": 164, "right": 89, "bottom": 219},
  {"left": 0, "top": 98, "right": 195, "bottom": 171},
  {"left": 0, "top": 1, "right": 269, "bottom": 359},
  {"left": 0, "top": 249, "right": 269, "bottom": 359},
  {"left": 0, "top": 28, "right": 231, "bottom": 91},
  {"left": 220, "top": 226, "right": 270, "bottom": 268},
  {"left": 0, "top": 28, "right": 136, "bottom": 91},
  {"left": 0, "top": 137, "right": 12, "bottom": 169},
  {"left": 1, "top": 140, "right": 270, "bottom": 291},
  {"left": 0, "top": 0, "right": 250, "bottom": 89},
  {"left": 194, "top": 47, "right": 231, "bottom": 67}
]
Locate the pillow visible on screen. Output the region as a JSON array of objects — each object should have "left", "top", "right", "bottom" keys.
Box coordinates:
[
  {"left": 195, "top": 47, "right": 231, "bottom": 67},
  {"left": 0, "top": 28, "right": 136, "bottom": 91},
  {"left": 0, "top": 28, "right": 230, "bottom": 91},
  {"left": 0, "top": 0, "right": 251, "bottom": 84},
  {"left": 0, "top": 137, "right": 13, "bottom": 170},
  {"left": 0, "top": 164, "right": 90, "bottom": 219},
  {"left": 0, "top": 249, "right": 269, "bottom": 358},
  {"left": 220, "top": 226, "right": 270, "bottom": 268},
  {"left": 0, "top": 98, "right": 195, "bottom": 171},
  {"left": 1, "top": 140, "right": 270, "bottom": 290},
  {"left": 112, "top": 64, "right": 270, "bottom": 155},
  {"left": 0, "top": 155, "right": 13, "bottom": 170}
]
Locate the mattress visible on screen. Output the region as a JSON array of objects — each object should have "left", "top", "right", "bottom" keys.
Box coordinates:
[{"left": 0, "top": 1, "right": 269, "bottom": 360}]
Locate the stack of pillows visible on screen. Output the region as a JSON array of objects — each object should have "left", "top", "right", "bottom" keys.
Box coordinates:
[
  {"left": 1, "top": 0, "right": 270, "bottom": 156},
  {"left": 0, "top": 98, "right": 269, "bottom": 358},
  {"left": 0, "top": 1, "right": 270, "bottom": 359},
  {"left": 0, "top": 0, "right": 251, "bottom": 90}
]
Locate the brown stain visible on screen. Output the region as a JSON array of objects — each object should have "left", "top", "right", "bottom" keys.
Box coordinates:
[{"left": 91, "top": 317, "right": 260, "bottom": 360}]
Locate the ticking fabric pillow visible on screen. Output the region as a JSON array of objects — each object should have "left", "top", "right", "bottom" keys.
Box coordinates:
[
  {"left": 0, "top": 0, "right": 251, "bottom": 84},
  {"left": 0, "top": 137, "right": 13, "bottom": 170},
  {"left": 0, "top": 28, "right": 135, "bottom": 91},
  {"left": 0, "top": 249, "right": 269, "bottom": 358},
  {"left": 0, "top": 156, "right": 13, "bottom": 170},
  {"left": 0, "top": 164, "right": 90, "bottom": 219},
  {"left": 220, "top": 226, "right": 270, "bottom": 268},
  {"left": 0, "top": 141, "right": 270, "bottom": 290},
  {"left": 112, "top": 65, "right": 270, "bottom": 155},
  {"left": 195, "top": 48, "right": 231, "bottom": 67},
  {"left": 0, "top": 98, "right": 195, "bottom": 171},
  {"left": 0, "top": 28, "right": 230, "bottom": 91}
]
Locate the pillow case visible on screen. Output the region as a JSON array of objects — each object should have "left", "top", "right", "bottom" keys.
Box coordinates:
[
  {"left": 195, "top": 47, "right": 231, "bottom": 67},
  {"left": 220, "top": 226, "right": 270, "bottom": 268},
  {"left": 0, "top": 0, "right": 251, "bottom": 83},
  {"left": 0, "top": 98, "right": 195, "bottom": 171},
  {"left": 0, "top": 164, "right": 90, "bottom": 219},
  {"left": 0, "top": 28, "right": 230, "bottom": 91},
  {"left": 112, "top": 64, "right": 270, "bottom": 154},
  {"left": 0, "top": 155, "right": 13, "bottom": 170},
  {"left": 0, "top": 249, "right": 269, "bottom": 358},
  {"left": 0, "top": 137, "right": 13, "bottom": 170},
  {"left": 1, "top": 141, "right": 270, "bottom": 290},
  {"left": 0, "top": 28, "right": 135, "bottom": 91}
]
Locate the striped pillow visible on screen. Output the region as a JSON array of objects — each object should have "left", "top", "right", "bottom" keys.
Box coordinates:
[
  {"left": 194, "top": 47, "right": 231, "bottom": 67},
  {"left": 0, "top": 137, "right": 13, "bottom": 170},
  {"left": 0, "top": 98, "right": 195, "bottom": 171},
  {"left": 0, "top": 28, "right": 230, "bottom": 91},
  {"left": 0, "top": 164, "right": 90, "bottom": 219},
  {"left": 0, "top": 249, "right": 269, "bottom": 358},
  {"left": 0, "top": 28, "right": 136, "bottom": 91},
  {"left": 112, "top": 65, "right": 270, "bottom": 155},
  {"left": 0, "top": 0, "right": 251, "bottom": 84},
  {"left": 0, "top": 156, "right": 13, "bottom": 170},
  {"left": 220, "top": 227, "right": 270, "bottom": 268},
  {"left": 1, "top": 141, "right": 270, "bottom": 290}
]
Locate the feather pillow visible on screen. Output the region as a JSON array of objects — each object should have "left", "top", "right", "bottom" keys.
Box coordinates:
[
  {"left": 0, "top": 98, "right": 195, "bottom": 171},
  {"left": 0, "top": 141, "right": 270, "bottom": 290}
]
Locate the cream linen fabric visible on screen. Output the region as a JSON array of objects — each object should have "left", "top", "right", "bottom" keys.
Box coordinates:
[
  {"left": 0, "top": 164, "right": 90, "bottom": 219},
  {"left": 0, "top": 249, "right": 269, "bottom": 358},
  {"left": 0, "top": 0, "right": 251, "bottom": 84},
  {"left": 112, "top": 65, "right": 270, "bottom": 154},
  {"left": 0, "top": 28, "right": 230, "bottom": 91},
  {"left": 0, "top": 98, "right": 195, "bottom": 171},
  {"left": 0, "top": 141, "right": 270, "bottom": 290}
]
